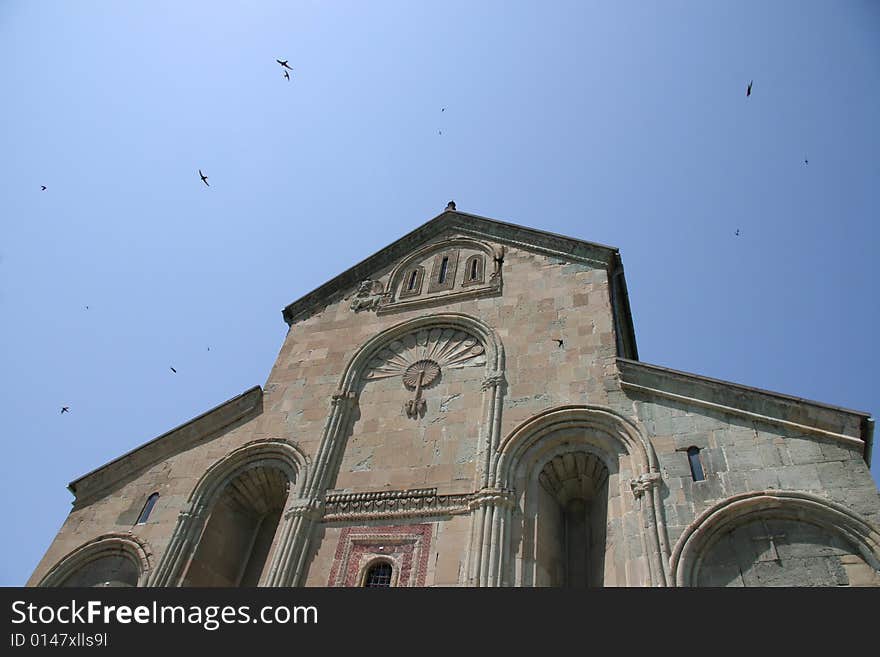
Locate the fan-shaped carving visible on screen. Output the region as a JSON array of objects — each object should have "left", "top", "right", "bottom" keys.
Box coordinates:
[
  {"left": 364, "top": 328, "right": 486, "bottom": 380},
  {"left": 222, "top": 466, "right": 290, "bottom": 516},
  {"left": 403, "top": 360, "right": 441, "bottom": 390},
  {"left": 538, "top": 452, "right": 609, "bottom": 505}
]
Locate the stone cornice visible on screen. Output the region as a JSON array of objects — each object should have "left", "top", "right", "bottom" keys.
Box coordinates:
[
  {"left": 281, "top": 209, "right": 620, "bottom": 326},
  {"left": 68, "top": 386, "right": 263, "bottom": 504},
  {"left": 617, "top": 358, "right": 873, "bottom": 461}
]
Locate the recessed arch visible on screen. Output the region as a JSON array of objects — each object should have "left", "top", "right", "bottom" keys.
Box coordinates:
[
  {"left": 670, "top": 490, "right": 880, "bottom": 587},
  {"left": 495, "top": 405, "right": 668, "bottom": 587},
  {"left": 39, "top": 534, "right": 152, "bottom": 587},
  {"left": 148, "top": 439, "right": 309, "bottom": 587},
  {"left": 185, "top": 438, "right": 309, "bottom": 511}
]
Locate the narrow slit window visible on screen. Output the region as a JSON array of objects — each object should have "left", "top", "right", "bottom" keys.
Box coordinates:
[
  {"left": 470, "top": 258, "right": 479, "bottom": 280},
  {"left": 364, "top": 562, "right": 393, "bottom": 587},
  {"left": 136, "top": 493, "right": 159, "bottom": 525},
  {"left": 438, "top": 256, "right": 449, "bottom": 284},
  {"left": 687, "top": 447, "right": 705, "bottom": 482}
]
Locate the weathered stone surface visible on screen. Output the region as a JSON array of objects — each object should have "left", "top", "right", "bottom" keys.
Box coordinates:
[{"left": 27, "top": 209, "right": 880, "bottom": 588}]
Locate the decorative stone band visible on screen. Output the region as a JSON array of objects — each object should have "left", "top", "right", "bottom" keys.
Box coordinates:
[
  {"left": 629, "top": 471, "right": 662, "bottom": 499},
  {"left": 468, "top": 487, "right": 517, "bottom": 511},
  {"left": 323, "top": 488, "right": 471, "bottom": 521},
  {"left": 330, "top": 390, "right": 357, "bottom": 407},
  {"left": 284, "top": 499, "right": 325, "bottom": 521},
  {"left": 481, "top": 372, "right": 505, "bottom": 391}
]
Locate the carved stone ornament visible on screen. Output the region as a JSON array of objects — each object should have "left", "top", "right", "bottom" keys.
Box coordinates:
[
  {"left": 363, "top": 328, "right": 486, "bottom": 418},
  {"left": 468, "top": 487, "right": 516, "bottom": 510},
  {"left": 331, "top": 390, "right": 356, "bottom": 407},
  {"left": 403, "top": 359, "right": 441, "bottom": 418},
  {"left": 629, "top": 471, "right": 661, "bottom": 499},
  {"left": 349, "top": 279, "right": 387, "bottom": 312},
  {"left": 323, "top": 487, "right": 471, "bottom": 521},
  {"left": 490, "top": 244, "right": 505, "bottom": 282},
  {"left": 481, "top": 372, "right": 505, "bottom": 391},
  {"left": 284, "top": 499, "right": 324, "bottom": 521}
]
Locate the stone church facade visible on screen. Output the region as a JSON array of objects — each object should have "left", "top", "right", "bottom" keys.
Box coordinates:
[{"left": 29, "top": 205, "right": 880, "bottom": 587}]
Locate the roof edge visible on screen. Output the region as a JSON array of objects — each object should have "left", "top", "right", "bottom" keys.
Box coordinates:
[
  {"left": 618, "top": 358, "right": 873, "bottom": 462},
  {"left": 68, "top": 385, "right": 263, "bottom": 501},
  {"left": 281, "top": 208, "right": 621, "bottom": 326}
]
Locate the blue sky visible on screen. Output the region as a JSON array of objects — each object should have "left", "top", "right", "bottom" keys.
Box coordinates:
[{"left": 1, "top": 1, "right": 877, "bottom": 586}]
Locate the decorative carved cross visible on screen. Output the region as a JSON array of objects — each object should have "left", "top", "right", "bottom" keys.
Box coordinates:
[
  {"left": 751, "top": 521, "right": 786, "bottom": 562},
  {"left": 405, "top": 369, "right": 427, "bottom": 418},
  {"left": 403, "top": 359, "right": 440, "bottom": 419}
]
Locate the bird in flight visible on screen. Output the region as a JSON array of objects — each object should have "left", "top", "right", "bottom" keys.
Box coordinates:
[
  {"left": 199, "top": 170, "right": 209, "bottom": 186},
  {"left": 170, "top": 366, "right": 177, "bottom": 373},
  {"left": 276, "top": 59, "right": 293, "bottom": 70},
  {"left": 60, "top": 406, "right": 70, "bottom": 414},
  {"left": 85, "top": 305, "right": 89, "bottom": 310},
  {"left": 283, "top": 70, "right": 290, "bottom": 81},
  {"left": 746, "top": 80, "right": 753, "bottom": 97},
  {"left": 735, "top": 229, "right": 740, "bottom": 236},
  {"left": 41, "top": 185, "right": 47, "bottom": 191},
  {"left": 804, "top": 158, "right": 809, "bottom": 165},
  {"left": 554, "top": 339, "right": 564, "bottom": 348},
  {"left": 441, "top": 107, "right": 446, "bottom": 112}
]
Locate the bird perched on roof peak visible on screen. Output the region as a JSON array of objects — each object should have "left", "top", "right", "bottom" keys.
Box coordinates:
[{"left": 446, "top": 200, "right": 456, "bottom": 211}]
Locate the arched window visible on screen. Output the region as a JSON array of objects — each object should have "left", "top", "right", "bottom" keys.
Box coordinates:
[
  {"left": 427, "top": 251, "right": 458, "bottom": 293},
  {"left": 136, "top": 493, "right": 159, "bottom": 525},
  {"left": 363, "top": 561, "right": 393, "bottom": 587},
  {"left": 462, "top": 255, "right": 485, "bottom": 287},
  {"left": 399, "top": 266, "right": 424, "bottom": 298},
  {"left": 687, "top": 447, "right": 705, "bottom": 482},
  {"left": 438, "top": 256, "right": 449, "bottom": 284}
]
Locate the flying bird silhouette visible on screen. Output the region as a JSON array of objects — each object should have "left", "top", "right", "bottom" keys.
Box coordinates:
[
  {"left": 746, "top": 80, "right": 753, "bottom": 97},
  {"left": 554, "top": 339, "right": 564, "bottom": 348},
  {"left": 735, "top": 229, "right": 740, "bottom": 236},
  {"left": 804, "top": 158, "right": 809, "bottom": 165},
  {"left": 283, "top": 70, "right": 290, "bottom": 81},
  {"left": 276, "top": 59, "right": 293, "bottom": 70},
  {"left": 85, "top": 305, "right": 89, "bottom": 310},
  {"left": 41, "top": 185, "right": 47, "bottom": 191},
  {"left": 441, "top": 107, "right": 446, "bottom": 112},
  {"left": 60, "top": 407, "right": 69, "bottom": 414},
  {"left": 170, "top": 367, "right": 177, "bottom": 373},
  {"left": 199, "top": 170, "right": 209, "bottom": 186}
]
